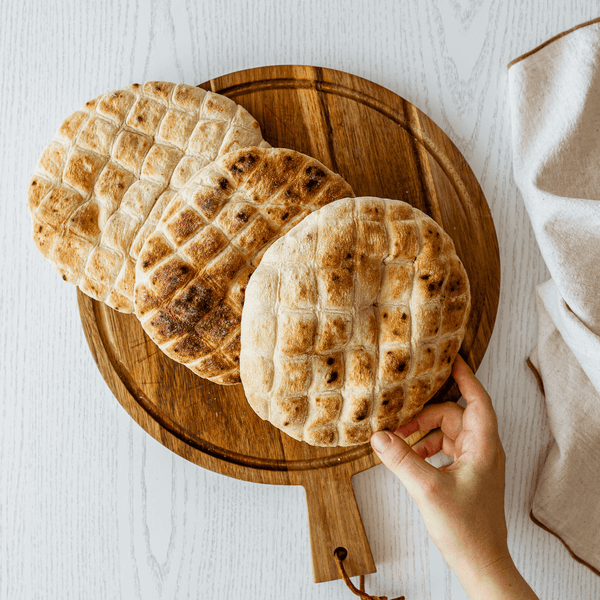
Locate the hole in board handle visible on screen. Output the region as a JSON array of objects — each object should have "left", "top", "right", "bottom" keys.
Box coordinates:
[{"left": 334, "top": 546, "right": 348, "bottom": 561}]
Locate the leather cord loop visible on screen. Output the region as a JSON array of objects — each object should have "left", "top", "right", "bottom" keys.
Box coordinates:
[{"left": 333, "top": 548, "right": 405, "bottom": 600}]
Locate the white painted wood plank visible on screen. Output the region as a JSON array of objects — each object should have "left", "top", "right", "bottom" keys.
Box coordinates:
[{"left": 2, "top": 1, "right": 599, "bottom": 598}]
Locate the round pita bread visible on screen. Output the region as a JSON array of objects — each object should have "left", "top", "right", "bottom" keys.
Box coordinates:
[
  {"left": 239, "top": 197, "right": 470, "bottom": 446},
  {"left": 27, "top": 81, "right": 269, "bottom": 312},
  {"left": 134, "top": 146, "right": 355, "bottom": 385}
]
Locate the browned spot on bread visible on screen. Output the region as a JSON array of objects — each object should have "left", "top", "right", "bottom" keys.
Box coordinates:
[
  {"left": 195, "top": 301, "right": 241, "bottom": 345},
  {"left": 219, "top": 372, "right": 242, "bottom": 385},
  {"left": 225, "top": 150, "right": 259, "bottom": 180},
  {"left": 319, "top": 268, "right": 353, "bottom": 308},
  {"left": 63, "top": 150, "right": 105, "bottom": 195},
  {"left": 221, "top": 332, "right": 242, "bottom": 361},
  {"left": 36, "top": 186, "right": 81, "bottom": 228},
  {"left": 440, "top": 297, "right": 468, "bottom": 334},
  {"left": 202, "top": 247, "right": 246, "bottom": 292},
  {"left": 193, "top": 352, "right": 233, "bottom": 379},
  {"left": 315, "top": 314, "right": 350, "bottom": 352},
  {"left": 234, "top": 215, "right": 275, "bottom": 254},
  {"left": 112, "top": 130, "right": 152, "bottom": 173},
  {"left": 94, "top": 162, "right": 135, "bottom": 204},
  {"left": 180, "top": 226, "right": 227, "bottom": 268},
  {"left": 437, "top": 338, "right": 461, "bottom": 370},
  {"left": 306, "top": 427, "right": 337, "bottom": 446},
  {"left": 447, "top": 267, "right": 468, "bottom": 297},
  {"left": 380, "top": 307, "right": 411, "bottom": 344},
  {"left": 272, "top": 396, "right": 308, "bottom": 429},
  {"left": 406, "top": 378, "right": 433, "bottom": 409},
  {"left": 28, "top": 176, "right": 54, "bottom": 212},
  {"left": 388, "top": 220, "right": 419, "bottom": 261},
  {"left": 134, "top": 284, "right": 161, "bottom": 316},
  {"left": 170, "top": 278, "right": 217, "bottom": 325},
  {"left": 278, "top": 313, "right": 317, "bottom": 356},
  {"left": 263, "top": 205, "right": 302, "bottom": 226},
  {"left": 377, "top": 386, "right": 404, "bottom": 417},
  {"left": 380, "top": 349, "right": 411, "bottom": 385},
  {"left": 350, "top": 398, "right": 370, "bottom": 422},
  {"left": 138, "top": 234, "right": 173, "bottom": 273},
  {"left": 347, "top": 349, "right": 375, "bottom": 388},
  {"left": 149, "top": 308, "right": 187, "bottom": 340},
  {"left": 215, "top": 202, "right": 257, "bottom": 235},
  {"left": 310, "top": 393, "right": 342, "bottom": 427},
  {"left": 171, "top": 333, "right": 212, "bottom": 361},
  {"left": 415, "top": 262, "right": 446, "bottom": 300},
  {"left": 419, "top": 220, "right": 445, "bottom": 259},
  {"left": 149, "top": 258, "right": 195, "bottom": 300},
  {"left": 311, "top": 354, "right": 344, "bottom": 391},
  {"left": 165, "top": 208, "right": 204, "bottom": 244},
  {"left": 413, "top": 345, "right": 437, "bottom": 376},
  {"left": 68, "top": 201, "right": 101, "bottom": 240},
  {"left": 193, "top": 188, "right": 225, "bottom": 220},
  {"left": 292, "top": 164, "right": 329, "bottom": 199}
]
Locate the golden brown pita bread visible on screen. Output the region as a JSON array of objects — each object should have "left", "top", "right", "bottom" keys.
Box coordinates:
[{"left": 134, "top": 146, "right": 355, "bottom": 385}]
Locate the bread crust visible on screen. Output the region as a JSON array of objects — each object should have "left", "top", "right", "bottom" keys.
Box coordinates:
[
  {"left": 28, "top": 82, "right": 269, "bottom": 312},
  {"left": 239, "top": 197, "right": 471, "bottom": 446},
  {"left": 134, "top": 147, "right": 355, "bottom": 385}
]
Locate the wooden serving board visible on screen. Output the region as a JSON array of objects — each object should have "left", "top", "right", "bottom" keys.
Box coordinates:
[{"left": 78, "top": 65, "right": 500, "bottom": 584}]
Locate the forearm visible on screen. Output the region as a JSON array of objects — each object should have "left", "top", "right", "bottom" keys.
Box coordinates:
[{"left": 455, "top": 556, "right": 539, "bottom": 600}]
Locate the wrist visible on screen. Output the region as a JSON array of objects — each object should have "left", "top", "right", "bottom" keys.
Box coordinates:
[{"left": 455, "top": 555, "right": 539, "bottom": 600}]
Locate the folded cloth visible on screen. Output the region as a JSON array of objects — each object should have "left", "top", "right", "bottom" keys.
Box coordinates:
[{"left": 509, "top": 18, "right": 600, "bottom": 575}]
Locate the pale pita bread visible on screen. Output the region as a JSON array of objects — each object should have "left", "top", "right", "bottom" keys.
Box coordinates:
[{"left": 239, "top": 197, "right": 470, "bottom": 446}]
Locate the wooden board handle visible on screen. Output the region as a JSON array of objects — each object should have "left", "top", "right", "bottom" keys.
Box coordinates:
[{"left": 300, "top": 469, "right": 376, "bottom": 583}]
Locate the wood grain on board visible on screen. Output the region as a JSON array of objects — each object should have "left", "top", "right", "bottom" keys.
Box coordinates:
[{"left": 78, "top": 65, "right": 500, "bottom": 583}]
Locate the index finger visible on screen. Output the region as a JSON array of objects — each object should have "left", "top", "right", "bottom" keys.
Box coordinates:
[{"left": 395, "top": 401, "right": 464, "bottom": 441}]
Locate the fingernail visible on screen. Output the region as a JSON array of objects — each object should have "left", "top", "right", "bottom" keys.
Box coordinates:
[{"left": 371, "top": 431, "right": 392, "bottom": 453}]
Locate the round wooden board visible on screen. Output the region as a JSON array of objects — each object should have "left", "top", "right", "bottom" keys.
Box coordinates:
[{"left": 78, "top": 65, "right": 500, "bottom": 583}]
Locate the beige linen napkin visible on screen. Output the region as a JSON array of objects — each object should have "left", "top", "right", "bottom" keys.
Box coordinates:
[{"left": 508, "top": 18, "right": 600, "bottom": 575}]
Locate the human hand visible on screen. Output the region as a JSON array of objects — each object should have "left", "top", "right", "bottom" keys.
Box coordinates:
[{"left": 370, "top": 356, "right": 539, "bottom": 600}]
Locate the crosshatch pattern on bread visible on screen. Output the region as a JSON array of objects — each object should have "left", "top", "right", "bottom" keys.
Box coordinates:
[
  {"left": 27, "top": 81, "right": 269, "bottom": 313},
  {"left": 134, "top": 146, "right": 355, "bottom": 385},
  {"left": 239, "top": 197, "right": 471, "bottom": 447}
]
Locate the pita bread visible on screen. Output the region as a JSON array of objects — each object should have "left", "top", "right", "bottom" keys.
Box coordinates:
[
  {"left": 239, "top": 197, "right": 470, "bottom": 446},
  {"left": 27, "top": 81, "right": 269, "bottom": 312},
  {"left": 134, "top": 146, "right": 355, "bottom": 385}
]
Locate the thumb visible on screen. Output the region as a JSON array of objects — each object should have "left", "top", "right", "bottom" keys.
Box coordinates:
[{"left": 371, "top": 430, "right": 440, "bottom": 499}]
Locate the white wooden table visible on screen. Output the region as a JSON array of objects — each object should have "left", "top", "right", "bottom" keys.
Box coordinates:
[{"left": 2, "top": 1, "right": 599, "bottom": 598}]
